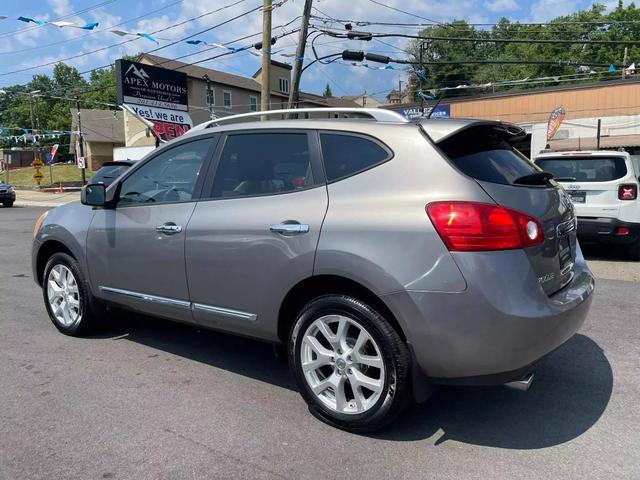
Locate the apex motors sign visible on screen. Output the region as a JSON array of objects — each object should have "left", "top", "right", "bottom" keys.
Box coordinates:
[
  {"left": 116, "top": 59, "right": 188, "bottom": 111},
  {"left": 116, "top": 59, "right": 193, "bottom": 141}
]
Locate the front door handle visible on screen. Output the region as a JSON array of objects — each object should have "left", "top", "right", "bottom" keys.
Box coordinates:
[
  {"left": 155, "top": 222, "right": 183, "bottom": 235},
  {"left": 270, "top": 223, "right": 310, "bottom": 236}
]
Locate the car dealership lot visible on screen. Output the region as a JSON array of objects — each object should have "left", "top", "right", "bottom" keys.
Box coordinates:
[{"left": 1, "top": 207, "right": 639, "bottom": 479}]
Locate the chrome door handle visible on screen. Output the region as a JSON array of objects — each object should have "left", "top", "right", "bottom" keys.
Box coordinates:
[
  {"left": 155, "top": 222, "right": 183, "bottom": 235},
  {"left": 269, "top": 223, "right": 310, "bottom": 235}
]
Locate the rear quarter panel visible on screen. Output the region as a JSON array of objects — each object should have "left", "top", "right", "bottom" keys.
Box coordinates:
[{"left": 314, "top": 124, "right": 493, "bottom": 300}]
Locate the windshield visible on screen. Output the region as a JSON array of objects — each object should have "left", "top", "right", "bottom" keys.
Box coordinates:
[
  {"left": 536, "top": 156, "right": 627, "bottom": 182},
  {"left": 90, "top": 164, "right": 130, "bottom": 185}
]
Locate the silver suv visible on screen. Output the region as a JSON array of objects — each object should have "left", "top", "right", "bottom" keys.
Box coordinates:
[{"left": 32, "top": 108, "right": 595, "bottom": 432}]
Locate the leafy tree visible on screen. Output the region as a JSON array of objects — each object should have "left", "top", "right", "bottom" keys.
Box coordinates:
[{"left": 323, "top": 83, "right": 333, "bottom": 97}]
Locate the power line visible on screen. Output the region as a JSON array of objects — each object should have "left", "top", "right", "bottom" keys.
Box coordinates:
[{"left": 365, "top": 0, "right": 441, "bottom": 25}]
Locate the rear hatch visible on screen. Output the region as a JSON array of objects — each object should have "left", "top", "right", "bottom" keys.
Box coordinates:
[
  {"left": 534, "top": 153, "right": 631, "bottom": 218},
  {"left": 433, "top": 123, "right": 577, "bottom": 295}
]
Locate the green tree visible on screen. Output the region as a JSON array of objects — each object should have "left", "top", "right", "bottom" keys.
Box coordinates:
[{"left": 323, "top": 83, "right": 333, "bottom": 97}]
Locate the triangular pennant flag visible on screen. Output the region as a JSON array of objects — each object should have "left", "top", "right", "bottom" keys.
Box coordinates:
[
  {"left": 609, "top": 64, "right": 616, "bottom": 73},
  {"left": 49, "top": 20, "right": 75, "bottom": 27},
  {"left": 81, "top": 22, "right": 99, "bottom": 30},
  {"left": 17, "top": 16, "right": 46, "bottom": 25},
  {"left": 110, "top": 30, "right": 129, "bottom": 36},
  {"left": 138, "top": 32, "right": 158, "bottom": 43}
]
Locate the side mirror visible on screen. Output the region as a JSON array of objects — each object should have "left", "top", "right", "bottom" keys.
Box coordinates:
[{"left": 81, "top": 183, "right": 106, "bottom": 207}]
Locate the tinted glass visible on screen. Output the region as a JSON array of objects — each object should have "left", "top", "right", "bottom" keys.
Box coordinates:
[
  {"left": 211, "top": 133, "right": 315, "bottom": 198},
  {"left": 536, "top": 157, "right": 628, "bottom": 182},
  {"left": 320, "top": 133, "right": 390, "bottom": 182},
  {"left": 90, "top": 164, "right": 130, "bottom": 185},
  {"left": 438, "top": 125, "right": 540, "bottom": 185},
  {"left": 119, "top": 139, "right": 210, "bottom": 205}
]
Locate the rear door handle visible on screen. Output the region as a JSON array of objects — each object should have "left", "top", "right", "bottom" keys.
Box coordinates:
[
  {"left": 269, "top": 223, "right": 310, "bottom": 235},
  {"left": 155, "top": 222, "right": 183, "bottom": 235}
]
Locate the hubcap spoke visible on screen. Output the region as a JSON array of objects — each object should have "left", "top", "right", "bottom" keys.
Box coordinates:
[
  {"left": 350, "top": 368, "right": 383, "bottom": 394},
  {"left": 46, "top": 264, "right": 82, "bottom": 327}
]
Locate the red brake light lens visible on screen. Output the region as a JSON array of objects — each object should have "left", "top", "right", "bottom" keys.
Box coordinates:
[
  {"left": 426, "top": 202, "right": 544, "bottom": 252},
  {"left": 618, "top": 184, "right": 638, "bottom": 200}
]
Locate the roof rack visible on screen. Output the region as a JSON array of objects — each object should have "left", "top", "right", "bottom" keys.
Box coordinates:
[{"left": 189, "top": 107, "right": 408, "bottom": 132}]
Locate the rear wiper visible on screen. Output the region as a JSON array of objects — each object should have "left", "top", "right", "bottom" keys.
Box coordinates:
[
  {"left": 554, "top": 176, "right": 577, "bottom": 182},
  {"left": 513, "top": 171, "right": 554, "bottom": 185}
]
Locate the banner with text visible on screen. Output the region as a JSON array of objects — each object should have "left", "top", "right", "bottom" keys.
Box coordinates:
[{"left": 126, "top": 104, "right": 193, "bottom": 142}]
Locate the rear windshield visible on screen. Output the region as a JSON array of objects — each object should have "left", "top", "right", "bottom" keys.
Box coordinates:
[
  {"left": 536, "top": 156, "right": 627, "bottom": 182},
  {"left": 438, "top": 125, "right": 540, "bottom": 185}
]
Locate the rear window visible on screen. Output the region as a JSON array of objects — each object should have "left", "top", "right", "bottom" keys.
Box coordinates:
[
  {"left": 536, "top": 156, "right": 627, "bottom": 182},
  {"left": 438, "top": 125, "right": 539, "bottom": 185}
]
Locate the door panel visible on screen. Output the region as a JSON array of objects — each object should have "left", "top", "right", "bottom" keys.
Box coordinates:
[
  {"left": 185, "top": 130, "right": 327, "bottom": 340},
  {"left": 185, "top": 187, "right": 328, "bottom": 339},
  {"left": 88, "top": 203, "right": 197, "bottom": 322}
]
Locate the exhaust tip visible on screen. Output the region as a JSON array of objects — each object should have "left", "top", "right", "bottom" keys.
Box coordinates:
[{"left": 504, "top": 372, "right": 534, "bottom": 392}]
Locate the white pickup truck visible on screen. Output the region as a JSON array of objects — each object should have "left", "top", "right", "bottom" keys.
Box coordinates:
[{"left": 534, "top": 150, "right": 640, "bottom": 259}]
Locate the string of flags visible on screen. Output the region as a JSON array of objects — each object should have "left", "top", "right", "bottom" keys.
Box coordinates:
[
  {"left": 0, "top": 127, "right": 80, "bottom": 144},
  {"left": 0, "top": 15, "right": 98, "bottom": 29}
]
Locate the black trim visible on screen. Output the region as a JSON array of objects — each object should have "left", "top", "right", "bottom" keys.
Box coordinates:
[
  {"left": 576, "top": 217, "right": 640, "bottom": 245},
  {"left": 317, "top": 130, "right": 395, "bottom": 184},
  {"left": 428, "top": 362, "right": 537, "bottom": 387}
]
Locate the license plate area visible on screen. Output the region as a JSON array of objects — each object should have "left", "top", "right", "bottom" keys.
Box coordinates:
[{"left": 568, "top": 190, "right": 586, "bottom": 203}]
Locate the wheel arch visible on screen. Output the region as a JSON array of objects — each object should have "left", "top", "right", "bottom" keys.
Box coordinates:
[
  {"left": 277, "top": 274, "right": 407, "bottom": 344},
  {"left": 35, "top": 240, "right": 75, "bottom": 286}
]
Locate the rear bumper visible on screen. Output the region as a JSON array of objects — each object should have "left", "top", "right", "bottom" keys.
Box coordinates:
[
  {"left": 577, "top": 217, "right": 640, "bottom": 245},
  {"left": 383, "top": 244, "right": 595, "bottom": 384}
]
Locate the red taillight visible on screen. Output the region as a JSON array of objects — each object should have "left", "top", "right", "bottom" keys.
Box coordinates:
[
  {"left": 426, "top": 202, "right": 544, "bottom": 252},
  {"left": 616, "top": 226, "right": 630, "bottom": 235},
  {"left": 618, "top": 184, "right": 638, "bottom": 200}
]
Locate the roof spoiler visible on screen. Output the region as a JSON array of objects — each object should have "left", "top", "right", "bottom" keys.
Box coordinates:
[{"left": 420, "top": 119, "right": 527, "bottom": 144}]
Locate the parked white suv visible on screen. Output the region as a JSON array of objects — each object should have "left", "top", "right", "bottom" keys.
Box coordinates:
[{"left": 534, "top": 150, "right": 640, "bottom": 259}]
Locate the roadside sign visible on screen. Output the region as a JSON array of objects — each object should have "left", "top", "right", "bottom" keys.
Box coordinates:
[
  {"left": 33, "top": 171, "right": 44, "bottom": 179},
  {"left": 77, "top": 156, "right": 86, "bottom": 169},
  {"left": 32, "top": 158, "right": 43, "bottom": 167}
]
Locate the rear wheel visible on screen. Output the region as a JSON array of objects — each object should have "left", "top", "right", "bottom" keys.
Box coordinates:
[
  {"left": 289, "top": 295, "right": 411, "bottom": 433},
  {"left": 3, "top": 201, "right": 13, "bottom": 207},
  {"left": 42, "top": 252, "right": 106, "bottom": 335}
]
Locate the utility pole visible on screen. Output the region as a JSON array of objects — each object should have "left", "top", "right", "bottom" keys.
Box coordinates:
[
  {"left": 622, "top": 47, "right": 629, "bottom": 79},
  {"left": 287, "top": 0, "right": 313, "bottom": 114},
  {"left": 398, "top": 80, "right": 403, "bottom": 103},
  {"left": 28, "top": 91, "right": 44, "bottom": 186},
  {"left": 260, "top": 0, "right": 273, "bottom": 118},
  {"left": 76, "top": 99, "right": 86, "bottom": 185}
]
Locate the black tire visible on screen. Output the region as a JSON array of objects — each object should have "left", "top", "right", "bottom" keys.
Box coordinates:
[
  {"left": 3, "top": 201, "right": 13, "bottom": 207},
  {"left": 42, "top": 252, "right": 106, "bottom": 336},
  {"left": 288, "top": 295, "right": 412, "bottom": 433}
]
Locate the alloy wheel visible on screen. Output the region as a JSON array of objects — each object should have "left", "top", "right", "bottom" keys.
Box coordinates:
[
  {"left": 300, "top": 314, "right": 386, "bottom": 415},
  {"left": 47, "top": 264, "right": 82, "bottom": 327}
]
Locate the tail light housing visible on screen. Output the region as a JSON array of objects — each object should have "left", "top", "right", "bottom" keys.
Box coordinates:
[
  {"left": 618, "top": 184, "right": 638, "bottom": 200},
  {"left": 426, "top": 202, "right": 544, "bottom": 252}
]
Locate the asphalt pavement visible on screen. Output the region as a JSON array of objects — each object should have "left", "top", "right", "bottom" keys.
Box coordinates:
[{"left": 1, "top": 207, "right": 639, "bottom": 479}]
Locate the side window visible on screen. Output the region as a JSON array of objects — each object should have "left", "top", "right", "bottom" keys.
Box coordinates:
[
  {"left": 118, "top": 139, "right": 211, "bottom": 205},
  {"left": 211, "top": 132, "right": 316, "bottom": 198},
  {"left": 320, "top": 133, "right": 391, "bottom": 182}
]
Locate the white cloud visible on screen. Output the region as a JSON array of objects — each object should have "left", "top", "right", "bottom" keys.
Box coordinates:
[
  {"left": 528, "top": 0, "right": 580, "bottom": 23},
  {"left": 48, "top": 0, "right": 73, "bottom": 17},
  {"left": 484, "top": 0, "right": 519, "bottom": 13}
]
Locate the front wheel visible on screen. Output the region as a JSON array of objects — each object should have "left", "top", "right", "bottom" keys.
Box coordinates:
[
  {"left": 3, "top": 201, "right": 13, "bottom": 207},
  {"left": 42, "top": 252, "right": 106, "bottom": 335},
  {"left": 289, "top": 295, "right": 412, "bottom": 433}
]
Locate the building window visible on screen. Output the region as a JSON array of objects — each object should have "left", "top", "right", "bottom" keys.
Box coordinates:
[
  {"left": 279, "top": 78, "right": 289, "bottom": 94},
  {"left": 249, "top": 95, "right": 258, "bottom": 112},
  {"left": 223, "top": 90, "right": 232, "bottom": 109}
]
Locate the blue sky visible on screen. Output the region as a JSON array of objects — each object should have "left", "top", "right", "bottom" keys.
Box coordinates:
[{"left": 0, "top": 0, "right": 615, "bottom": 101}]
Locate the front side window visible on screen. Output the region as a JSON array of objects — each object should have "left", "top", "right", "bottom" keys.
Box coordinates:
[
  {"left": 223, "top": 91, "right": 232, "bottom": 108},
  {"left": 536, "top": 156, "right": 628, "bottom": 182},
  {"left": 211, "top": 133, "right": 316, "bottom": 198},
  {"left": 118, "top": 139, "right": 211, "bottom": 205},
  {"left": 320, "top": 133, "right": 391, "bottom": 182}
]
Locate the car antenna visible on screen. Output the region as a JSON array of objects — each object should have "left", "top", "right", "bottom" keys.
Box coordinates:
[{"left": 425, "top": 90, "right": 447, "bottom": 119}]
